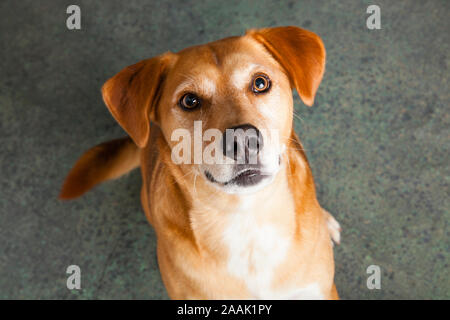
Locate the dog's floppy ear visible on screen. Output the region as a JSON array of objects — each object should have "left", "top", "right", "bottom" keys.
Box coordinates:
[
  {"left": 247, "top": 26, "right": 326, "bottom": 106},
  {"left": 102, "top": 54, "right": 172, "bottom": 148}
]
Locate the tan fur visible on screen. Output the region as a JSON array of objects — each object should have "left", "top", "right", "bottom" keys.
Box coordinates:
[
  {"left": 60, "top": 26, "right": 340, "bottom": 299},
  {"left": 59, "top": 137, "right": 140, "bottom": 199}
]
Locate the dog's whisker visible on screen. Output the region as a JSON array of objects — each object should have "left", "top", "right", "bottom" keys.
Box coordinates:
[
  {"left": 167, "top": 168, "right": 196, "bottom": 187},
  {"left": 293, "top": 110, "right": 305, "bottom": 124},
  {"left": 285, "top": 146, "right": 309, "bottom": 153},
  {"left": 193, "top": 171, "right": 199, "bottom": 197},
  {"left": 286, "top": 147, "right": 308, "bottom": 152}
]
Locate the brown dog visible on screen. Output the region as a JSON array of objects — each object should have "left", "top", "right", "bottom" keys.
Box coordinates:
[{"left": 60, "top": 26, "right": 341, "bottom": 299}]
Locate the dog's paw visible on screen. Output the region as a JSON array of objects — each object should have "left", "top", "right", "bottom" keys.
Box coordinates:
[{"left": 323, "top": 209, "right": 341, "bottom": 246}]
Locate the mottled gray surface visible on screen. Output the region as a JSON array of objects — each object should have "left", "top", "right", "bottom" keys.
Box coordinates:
[{"left": 0, "top": 0, "right": 448, "bottom": 299}]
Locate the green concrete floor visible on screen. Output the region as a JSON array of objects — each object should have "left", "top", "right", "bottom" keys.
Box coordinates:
[{"left": 0, "top": 0, "right": 448, "bottom": 299}]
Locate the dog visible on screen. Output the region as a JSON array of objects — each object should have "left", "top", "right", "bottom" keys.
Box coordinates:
[{"left": 60, "top": 26, "right": 341, "bottom": 299}]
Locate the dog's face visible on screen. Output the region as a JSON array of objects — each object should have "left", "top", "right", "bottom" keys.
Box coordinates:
[
  {"left": 157, "top": 37, "right": 293, "bottom": 194},
  {"left": 102, "top": 27, "right": 325, "bottom": 194}
]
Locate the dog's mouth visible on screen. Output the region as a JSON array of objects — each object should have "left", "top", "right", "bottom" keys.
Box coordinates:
[{"left": 204, "top": 168, "right": 269, "bottom": 187}]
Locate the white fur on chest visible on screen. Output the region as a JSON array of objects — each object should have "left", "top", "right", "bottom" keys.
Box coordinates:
[
  {"left": 285, "top": 283, "right": 325, "bottom": 300},
  {"left": 221, "top": 200, "right": 324, "bottom": 300},
  {"left": 222, "top": 210, "right": 290, "bottom": 299}
]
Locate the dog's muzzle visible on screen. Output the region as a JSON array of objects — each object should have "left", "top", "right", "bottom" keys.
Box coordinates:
[{"left": 203, "top": 123, "right": 269, "bottom": 187}]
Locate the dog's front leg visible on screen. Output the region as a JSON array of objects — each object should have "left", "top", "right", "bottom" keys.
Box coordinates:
[{"left": 322, "top": 208, "right": 341, "bottom": 246}]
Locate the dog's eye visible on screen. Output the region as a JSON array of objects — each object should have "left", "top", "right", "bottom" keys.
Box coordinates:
[
  {"left": 179, "top": 93, "right": 201, "bottom": 110},
  {"left": 252, "top": 74, "right": 271, "bottom": 93}
]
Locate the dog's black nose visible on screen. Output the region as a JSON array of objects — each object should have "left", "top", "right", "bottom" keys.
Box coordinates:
[{"left": 222, "top": 124, "right": 264, "bottom": 164}]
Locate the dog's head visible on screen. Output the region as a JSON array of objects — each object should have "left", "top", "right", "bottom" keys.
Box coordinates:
[{"left": 102, "top": 26, "right": 325, "bottom": 194}]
